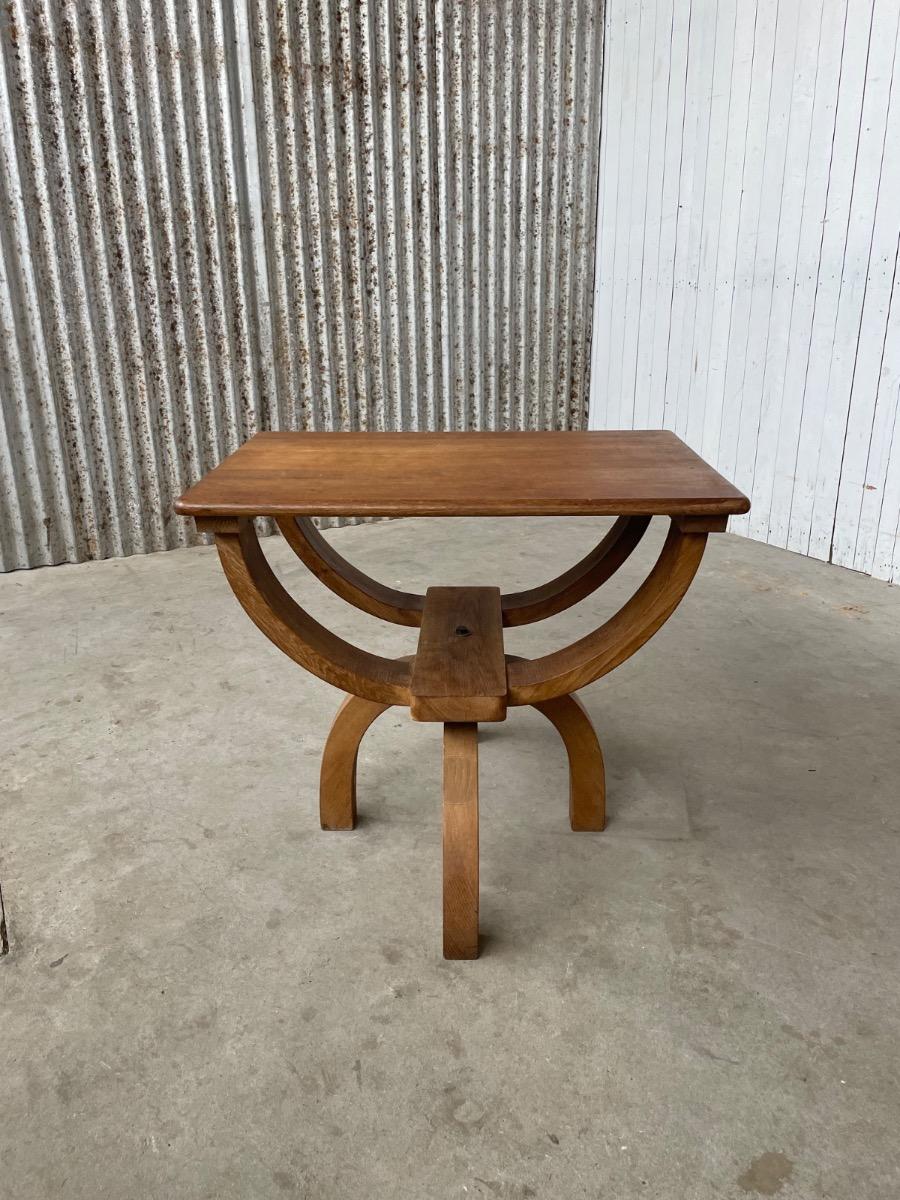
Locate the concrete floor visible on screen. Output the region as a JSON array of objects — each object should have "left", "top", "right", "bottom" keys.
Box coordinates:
[{"left": 2, "top": 517, "right": 900, "bottom": 1199}]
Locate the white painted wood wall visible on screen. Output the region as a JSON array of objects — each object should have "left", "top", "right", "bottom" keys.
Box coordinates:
[{"left": 589, "top": 0, "right": 900, "bottom": 583}]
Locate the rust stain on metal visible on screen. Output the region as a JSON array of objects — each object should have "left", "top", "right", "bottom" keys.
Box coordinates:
[{"left": 0, "top": 0, "right": 604, "bottom": 570}]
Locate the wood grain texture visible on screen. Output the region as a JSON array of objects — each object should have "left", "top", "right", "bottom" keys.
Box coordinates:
[
  {"left": 214, "top": 519, "right": 411, "bottom": 705},
  {"left": 174, "top": 430, "right": 750, "bottom": 518},
  {"left": 442, "top": 723, "right": 479, "bottom": 960},
  {"left": 278, "top": 514, "right": 654, "bottom": 628},
  {"left": 501, "top": 515, "right": 651, "bottom": 624},
  {"left": 533, "top": 694, "right": 605, "bottom": 831},
  {"left": 320, "top": 694, "right": 392, "bottom": 830},
  {"left": 506, "top": 522, "right": 708, "bottom": 704},
  {"left": 278, "top": 516, "right": 425, "bottom": 627},
  {"left": 411, "top": 587, "right": 507, "bottom": 722}
]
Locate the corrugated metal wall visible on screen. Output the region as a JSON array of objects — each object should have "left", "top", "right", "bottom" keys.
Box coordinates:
[
  {"left": 590, "top": 0, "right": 900, "bottom": 583},
  {"left": 0, "top": 1, "right": 604, "bottom": 571}
]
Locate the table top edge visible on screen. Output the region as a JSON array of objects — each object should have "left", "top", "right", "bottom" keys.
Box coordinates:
[{"left": 174, "top": 497, "right": 751, "bottom": 518}]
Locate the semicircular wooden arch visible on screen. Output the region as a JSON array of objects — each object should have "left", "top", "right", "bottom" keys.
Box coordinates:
[
  {"left": 276, "top": 513, "right": 652, "bottom": 628},
  {"left": 214, "top": 517, "right": 707, "bottom": 708},
  {"left": 215, "top": 519, "right": 412, "bottom": 706}
]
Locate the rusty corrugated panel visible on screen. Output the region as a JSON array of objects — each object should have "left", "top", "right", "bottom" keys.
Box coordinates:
[{"left": 0, "top": 0, "right": 604, "bottom": 570}]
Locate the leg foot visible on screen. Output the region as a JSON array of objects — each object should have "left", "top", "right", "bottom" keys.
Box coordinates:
[
  {"left": 533, "top": 694, "right": 605, "bottom": 831},
  {"left": 320, "top": 694, "right": 390, "bottom": 829},
  {"left": 442, "top": 723, "right": 479, "bottom": 959}
]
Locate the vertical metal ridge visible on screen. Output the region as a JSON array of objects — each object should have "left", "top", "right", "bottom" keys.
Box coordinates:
[
  {"left": 184, "top": 0, "right": 241, "bottom": 456},
  {"left": 1, "top": 0, "right": 604, "bottom": 569},
  {"left": 539, "top": 0, "right": 566, "bottom": 429},
  {"left": 313, "top": 0, "right": 353, "bottom": 431},
  {"left": 158, "top": 0, "right": 219, "bottom": 468},
  {"left": 332, "top": 0, "right": 369, "bottom": 430},
  {"left": 554, "top": 0, "right": 582, "bottom": 430},
  {"left": 372, "top": 0, "right": 404, "bottom": 429},
  {"left": 497, "top": 0, "right": 515, "bottom": 430},
  {"left": 206, "top": 0, "right": 261, "bottom": 447},
  {"left": 411, "top": 0, "right": 436, "bottom": 430},
  {"left": 527, "top": 0, "right": 548, "bottom": 429},
  {"left": 16, "top": 0, "right": 112, "bottom": 560},
  {"left": 133, "top": 0, "right": 205, "bottom": 490},
  {"left": 513, "top": 1, "right": 533, "bottom": 431},
  {"left": 465, "top": 0, "right": 482, "bottom": 429},
  {"left": 0, "top": 24, "right": 76, "bottom": 569},
  {"left": 570, "top": 0, "right": 604, "bottom": 430},
  {"left": 107, "top": 0, "right": 185, "bottom": 549},
  {"left": 354, "top": 0, "right": 389, "bottom": 430},
  {"left": 446, "top": 0, "right": 465, "bottom": 427},
  {"left": 251, "top": 0, "right": 301, "bottom": 431},
  {"left": 77, "top": 0, "right": 166, "bottom": 551},
  {"left": 432, "top": 0, "right": 452, "bottom": 429},
  {"left": 293, "top": 0, "right": 336, "bottom": 431}
]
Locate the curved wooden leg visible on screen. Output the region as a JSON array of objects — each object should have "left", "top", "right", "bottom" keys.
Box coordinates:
[
  {"left": 443, "top": 723, "right": 479, "bottom": 959},
  {"left": 533, "top": 694, "right": 605, "bottom": 832},
  {"left": 320, "top": 694, "right": 391, "bottom": 830}
]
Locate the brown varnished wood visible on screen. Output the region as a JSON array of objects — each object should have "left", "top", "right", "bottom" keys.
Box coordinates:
[
  {"left": 501, "top": 515, "right": 651, "bottom": 626},
  {"left": 278, "top": 516, "right": 425, "bottom": 627},
  {"left": 179, "top": 431, "right": 746, "bottom": 960},
  {"left": 674, "top": 514, "right": 729, "bottom": 533},
  {"left": 277, "top": 513, "right": 650, "bottom": 629},
  {"left": 442, "top": 723, "right": 479, "bottom": 959},
  {"left": 411, "top": 587, "right": 507, "bottom": 722},
  {"left": 533, "top": 694, "right": 605, "bottom": 831},
  {"left": 320, "top": 694, "right": 391, "bottom": 829},
  {"left": 506, "top": 521, "right": 708, "bottom": 704},
  {"left": 195, "top": 516, "right": 240, "bottom": 534},
  {"left": 214, "top": 518, "right": 411, "bottom": 705},
  {"left": 174, "top": 430, "right": 751, "bottom": 519},
  {"left": 320, "top": 684, "right": 604, "bottom": 833}
]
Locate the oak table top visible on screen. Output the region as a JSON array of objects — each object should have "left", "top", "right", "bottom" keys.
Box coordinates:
[{"left": 174, "top": 430, "right": 750, "bottom": 520}]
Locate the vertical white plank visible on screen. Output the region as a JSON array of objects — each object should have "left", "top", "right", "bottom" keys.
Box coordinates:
[
  {"left": 872, "top": 390, "right": 900, "bottom": 580},
  {"left": 631, "top": 0, "right": 675, "bottom": 428},
  {"left": 729, "top": 0, "right": 804, "bottom": 538},
  {"left": 603, "top": 0, "right": 642, "bottom": 426},
  {"left": 766, "top": 1, "right": 848, "bottom": 547},
  {"left": 786, "top": 4, "right": 876, "bottom": 556},
  {"left": 806, "top": 0, "right": 900, "bottom": 561},
  {"left": 748, "top": 0, "right": 827, "bottom": 542},
  {"left": 618, "top": 0, "right": 657, "bottom": 426},
  {"left": 683, "top": 0, "right": 738, "bottom": 452},
  {"left": 678, "top": 7, "right": 731, "bottom": 449},
  {"left": 663, "top": 0, "right": 714, "bottom": 433},
  {"left": 669, "top": 0, "right": 718, "bottom": 443},
  {"left": 849, "top": 240, "right": 900, "bottom": 575},
  {"left": 716, "top": 0, "right": 779, "bottom": 494},
  {"left": 645, "top": 0, "right": 692, "bottom": 427},
  {"left": 822, "top": 3, "right": 900, "bottom": 566},
  {"left": 698, "top": 0, "right": 761, "bottom": 466},
  {"left": 589, "top": 0, "right": 620, "bottom": 429}
]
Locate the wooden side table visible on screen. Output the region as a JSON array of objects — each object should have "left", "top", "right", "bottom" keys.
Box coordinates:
[{"left": 175, "top": 431, "right": 749, "bottom": 959}]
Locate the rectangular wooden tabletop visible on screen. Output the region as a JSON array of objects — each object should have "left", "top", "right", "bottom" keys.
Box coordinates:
[{"left": 174, "top": 430, "right": 750, "bottom": 519}]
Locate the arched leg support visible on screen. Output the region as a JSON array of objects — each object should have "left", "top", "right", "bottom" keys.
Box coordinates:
[
  {"left": 443, "top": 723, "right": 479, "bottom": 959},
  {"left": 320, "top": 694, "right": 391, "bottom": 830},
  {"left": 533, "top": 695, "right": 606, "bottom": 831},
  {"left": 276, "top": 514, "right": 651, "bottom": 629}
]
